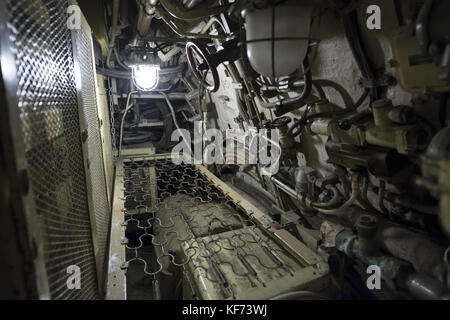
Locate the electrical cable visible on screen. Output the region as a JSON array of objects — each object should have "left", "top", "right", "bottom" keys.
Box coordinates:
[
  {"left": 118, "top": 90, "right": 138, "bottom": 157},
  {"left": 160, "top": 92, "right": 194, "bottom": 157}
]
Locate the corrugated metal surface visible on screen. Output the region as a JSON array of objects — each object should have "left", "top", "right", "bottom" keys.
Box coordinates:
[{"left": 4, "top": 0, "right": 102, "bottom": 299}]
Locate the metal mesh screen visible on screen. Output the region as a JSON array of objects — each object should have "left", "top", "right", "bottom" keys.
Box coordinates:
[
  {"left": 73, "top": 22, "right": 110, "bottom": 287},
  {"left": 5, "top": 0, "right": 98, "bottom": 299}
]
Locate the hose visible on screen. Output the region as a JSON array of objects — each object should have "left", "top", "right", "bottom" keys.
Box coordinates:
[
  {"left": 254, "top": 57, "right": 312, "bottom": 110},
  {"left": 253, "top": 65, "right": 369, "bottom": 120},
  {"left": 310, "top": 185, "right": 341, "bottom": 208},
  {"left": 97, "top": 68, "right": 131, "bottom": 79},
  {"left": 313, "top": 173, "right": 360, "bottom": 215},
  {"left": 311, "top": 81, "right": 326, "bottom": 100},
  {"left": 303, "top": 88, "right": 369, "bottom": 122},
  {"left": 312, "top": 79, "right": 354, "bottom": 108},
  {"left": 342, "top": 10, "right": 380, "bottom": 99},
  {"left": 261, "top": 80, "right": 326, "bottom": 100},
  {"left": 358, "top": 172, "right": 381, "bottom": 214}
]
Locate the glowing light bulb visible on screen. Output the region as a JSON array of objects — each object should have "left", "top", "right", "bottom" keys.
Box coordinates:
[{"left": 132, "top": 64, "right": 160, "bottom": 91}]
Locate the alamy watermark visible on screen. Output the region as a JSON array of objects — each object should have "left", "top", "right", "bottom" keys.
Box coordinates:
[
  {"left": 366, "top": 265, "right": 381, "bottom": 290},
  {"left": 171, "top": 122, "right": 281, "bottom": 176},
  {"left": 366, "top": 5, "right": 381, "bottom": 30},
  {"left": 67, "top": 5, "right": 81, "bottom": 30},
  {"left": 66, "top": 265, "right": 81, "bottom": 290}
]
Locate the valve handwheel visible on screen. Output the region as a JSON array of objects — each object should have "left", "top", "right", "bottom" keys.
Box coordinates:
[{"left": 186, "top": 40, "right": 220, "bottom": 92}]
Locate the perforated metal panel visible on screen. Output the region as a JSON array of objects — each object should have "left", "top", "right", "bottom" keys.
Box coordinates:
[
  {"left": 3, "top": 0, "right": 101, "bottom": 299},
  {"left": 72, "top": 11, "right": 111, "bottom": 292}
]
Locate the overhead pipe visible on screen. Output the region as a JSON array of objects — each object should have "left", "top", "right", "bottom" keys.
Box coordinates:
[
  {"left": 106, "top": 0, "right": 120, "bottom": 68},
  {"left": 159, "top": 0, "right": 231, "bottom": 21},
  {"left": 154, "top": 6, "right": 227, "bottom": 40}
]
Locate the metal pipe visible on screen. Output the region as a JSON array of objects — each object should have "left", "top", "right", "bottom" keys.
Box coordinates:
[
  {"left": 262, "top": 80, "right": 326, "bottom": 100},
  {"left": 343, "top": 10, "right": 379, "bottom": 99},
  {"left": 160, "top": 0, "right": 231, "bottom": 21},
  {"left": 225, "top": 62, "right": 252, "bottom": 123},
  {"left": 113, "top": 48, "right": 130, "bottom": 70},
  {"left": 406, "top": 273, "right": 448, "bottom": 300},
  {"left": 110, "top": 0, "right": 120, "bottom": 46},
  {"left": 106, "top": 0, "right": 120, "bottom": 68},
  {"left": 154, "top": 6, "right": 227, "bottom": 40},
  {"left": 335, "top": 229, "right": 407, "bottom": 288},
  {"left": 340, "top": 209, "right": 448, "bottom": 284},
  {"left": 270, "top": 176, "right": 299, "bottom": 198},
  {"left": 377, "top": 224, "right": 448, "bottom": 283},
  {"left": 200, "top": 17, "right": 226, "bottom": 34},
  {"left": 416, "top": 0, "right": 433, "bottom": 55},
  {"left": 335, "top": 228, "right": 449, "bottom": 298},
  {"left": 160, "top": 92, "right": 193, "bottom": 156},
  {"left": 136, "top": 0, "right": 154, "bottom": 36}
]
